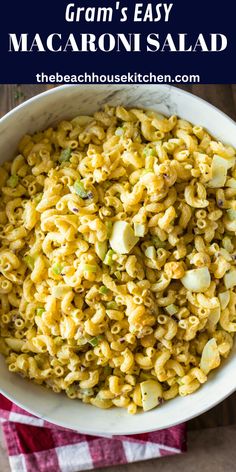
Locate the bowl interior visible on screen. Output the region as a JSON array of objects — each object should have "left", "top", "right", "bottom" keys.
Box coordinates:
[{"left": 0, "top": 84, "right": 236, "bottom": 435}]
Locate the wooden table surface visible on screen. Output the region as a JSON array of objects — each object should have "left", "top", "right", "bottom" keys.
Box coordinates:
[{"left": 0, "top": 83, "right": 236, "bottom": 437}]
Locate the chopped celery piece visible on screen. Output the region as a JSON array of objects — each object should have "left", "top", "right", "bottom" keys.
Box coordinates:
[
  {"left": 227, "top": 209, "right": 236, "bottom": 221},
  {"left": 83, "top": 264, "right": 97, "bottom": 273},
  {"left": 103, "top": 180, "right": 112, "bottom": 190},
  {"left": 74, "top": 180, "right": 88, "bottom": 198},
  {"left": 74, "top": 180, "right": 93, "bottom": 199},
  {"left": 134, "top": 223, "right": 145, "bottom": 237},
  {"left": 81, "top": 388, "right": 94, "bottom": 397},
  {"left": 114, "top": 270, "right": 122, "bottom": 280},
  {"left": 103, "top": 365, "right": 112, "bottom": 376},
  {"left": 23, "top": 255, "right": 35, "bottom": 271},
  {"left": 165, "top": 304, "right": 178, "bottom": 315},
  {"left": 105, "top": 221, "right": 113, "bottom": 238},
  {"left": 152, "top": 236, "right": 166, "bottom": 248},
  {"left": 54, "top": 336, "right": 63, "bottom": 346},
  {"left": 66, "top": 385, "right": 76, "bottom": 395},
  {"left": 115, "top": 127, "right": 124, "bottom": 137},
  {"left": 99, "top": 285, "right": 109, "bottom": 295},
  {"left": 103, "top": 249, "right": 114, "bottom": 266},
  {"left": 143, "top": 147, "right": 155, "bottom": 157},
  {"left": 36, "top": 308, "right": 44, "bottom": 316},
  {"left": 33, "top": 192, "right": 43, "bottom": 204},
  {"left": 52, "top": 263, "right": 63, "bottom": 275},
  {"left": 106, "top": 301, "right": 118, "bottom": 309},
  {"left": 88, "top": 336, "right": 102, "bottom": 347},
  {"left": 177, "top": 378, "right": 184, "bottom": 386},
  {"left": 59, "top": 147, "right": 71, "bottom": 162},
  {"left": 95, "top": 241, "right": 107, "bottom": 261},
  {"left": 7, "top": 174, "right": 19, "bottom": 188}
]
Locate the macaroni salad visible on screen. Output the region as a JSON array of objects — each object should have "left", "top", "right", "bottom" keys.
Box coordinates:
[{"left": 0, "top": 105, "right": 236, "bottom": 414}]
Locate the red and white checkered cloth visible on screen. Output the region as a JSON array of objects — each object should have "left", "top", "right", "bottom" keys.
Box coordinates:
[{"left": 0, "top": 393, "right": 186, "bottom": 472}]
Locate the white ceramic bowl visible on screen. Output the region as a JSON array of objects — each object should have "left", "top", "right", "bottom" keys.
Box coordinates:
[{"left": 1, "top": 84, "right": 236, "bottom": 435}]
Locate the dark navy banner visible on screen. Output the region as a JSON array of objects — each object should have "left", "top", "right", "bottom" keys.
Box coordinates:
[{"left": 0, "top": 0, "right": 234, "bottom": 83}]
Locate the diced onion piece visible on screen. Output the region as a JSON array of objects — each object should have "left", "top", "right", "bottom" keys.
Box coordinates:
[
  {"left": 140, "top": 380, "right": 163, "bottom": 411},
  {"left": 181, "top": 267, "right": 211, "bottom": 292},
  {"left": 214, "top": 154, "right": 235, "bottom": 170},
  {"left": 224, "top": 269, "right": 236, "bottom": 289},
  {"left": 225, "top": 157, "right": 235, "bottom": 168},
  {"left": 219, "top": 291, "right": 230, "bottom": 310},
  {"left": 95, "top": 241, "right": 107, "bottom": 261},
  {"left": 208, "top": 154, "right": 233, "bottom": 188},
  {"left": 81, "top": 388, "right": 94, "bottom": 397},
  {"left": 226, "top": 178, "right": 236, "bottom": 188},
  {"left": 77, "top": 337, "right": 88, "bottom": 346},
  {"left": 109, "top": 221, "right": 139, "bottom": 254},
  {"left": 200, "top": 338, "right": 220, "bottom": 374},
  {"left": 134, "top": 223, "right": 145, "bottom": 237},
  {"left": 209, "top": 166, "right": 227, "bottom": 188},
  {"left": 207, "top": 307, "right": 220, "bottom": 332},
  {"left": 144, "top": 246, "right": 156, "bottom": 259},
  {"left": 219, "top": 248, "right": 232, "bottom": 261},
  {"left": 115, "top": 127, "right": 124, "bottom": 137},
  {"left": 165, "top": 304, "right": 178, "bottom": 315}
]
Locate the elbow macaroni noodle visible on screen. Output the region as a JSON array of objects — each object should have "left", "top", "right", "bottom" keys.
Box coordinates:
[{"left": 0, "top": 105, "right": 236, "bottom": 413}]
